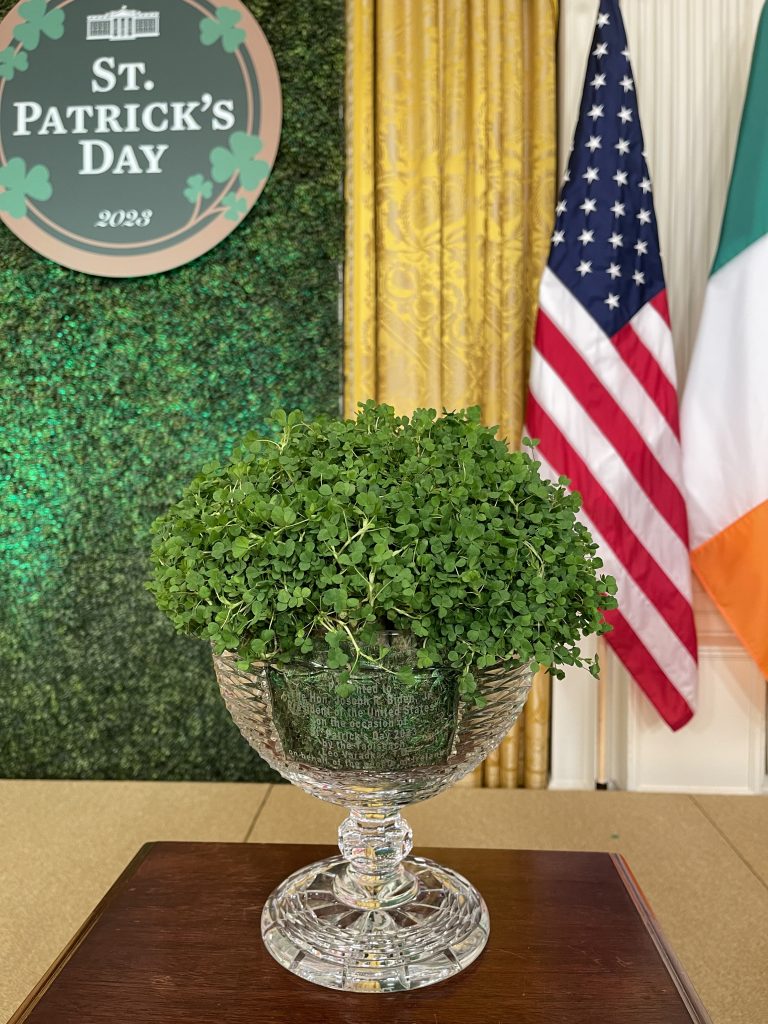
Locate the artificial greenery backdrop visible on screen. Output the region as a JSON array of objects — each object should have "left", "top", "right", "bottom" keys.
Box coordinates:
[{"left": 0, "top": 0, "right": 344, "bottom": 779}]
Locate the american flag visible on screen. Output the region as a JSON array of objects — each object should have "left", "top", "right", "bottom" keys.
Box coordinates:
[{"left": 525, "top": 0, "right": 698, "bottom": 729}]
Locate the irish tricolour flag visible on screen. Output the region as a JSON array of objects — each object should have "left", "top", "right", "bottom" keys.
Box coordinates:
[{"left": 682, "top": 3, "right": 768, "bottom": 678}]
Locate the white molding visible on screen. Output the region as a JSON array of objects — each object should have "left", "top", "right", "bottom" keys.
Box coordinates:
[
  {"left": 631, "top": 784, "right": 759, "bottom": 796},
  {"left": 551, "top": 642, "right": 767, "bottom": 794},
  {"left": 625, "top": 640, "right": 766, "bottom": 794},
  {"left": 550, "top": 637, "right": 598, "bottom": 790},
  {"left": 549, "top": 779, "right": 597, "bottom": 791}
]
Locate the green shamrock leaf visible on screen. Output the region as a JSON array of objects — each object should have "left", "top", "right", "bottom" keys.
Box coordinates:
[
  {"left": 13, "top": 0, "right": 65, "bottom": 52},
  {"left": 199, "top": 7, "right": 245, "bottom": 53},
  {"left": 0, "top": 46, "right": 28, "bottom": 80},
  {"left": 183, "top": 174, "right": 213, "bottom": 204},
  {"left": 221, "top": 192, "right": 247, "bottom": 222},
  {"left": 0, "top": 157, "right": 52, "bottom": 219},
  {"left": 210, "top": 132, "right": 270, "bottom": 191}
]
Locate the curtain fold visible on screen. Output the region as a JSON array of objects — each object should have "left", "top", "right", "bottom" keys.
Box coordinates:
[{"left": 344, "top": 0, "right": 558, "bottom": 788}]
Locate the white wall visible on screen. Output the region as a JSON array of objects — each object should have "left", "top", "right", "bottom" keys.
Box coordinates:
[{"left": 551, "top": 0, "right": 767, "bottom": 793}]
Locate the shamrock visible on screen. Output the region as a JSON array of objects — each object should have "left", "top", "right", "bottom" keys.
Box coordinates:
[
  {"left": 199, "top": 7, "right": 245, "bottom": 53},
  {"left": 13, "top": 0, "right": 65, "bottom": 52},
  {"left": 0, "top": 46, "right": 28, "bottom": 80},
  {"left": 0, "top": 158, "right": 52, "bottom": 219},
  {"left": 221, "top": 193, "right": 247, "bottom": 222},
  {"left": 210, "top": 132, "right": 269, "bottom": 191},
  {"left": 183, "top": 174, "right": 213, "bottom": 204}
]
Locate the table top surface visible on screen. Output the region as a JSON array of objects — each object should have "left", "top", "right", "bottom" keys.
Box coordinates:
[{"left": 10, "top": 840, "right": 711, "bottom": 1024}]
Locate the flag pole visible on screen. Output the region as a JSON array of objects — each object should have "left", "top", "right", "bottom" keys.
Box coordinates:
[{"left": 595, "top": 636, "right": 609, "bottom": 790}]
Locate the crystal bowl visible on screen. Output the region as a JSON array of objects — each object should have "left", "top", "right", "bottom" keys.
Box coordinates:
[{"left": 213, "top": 640, "right": 532, "bottom": 993}]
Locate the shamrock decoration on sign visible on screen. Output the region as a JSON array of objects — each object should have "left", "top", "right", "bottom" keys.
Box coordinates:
[
  {"left": 200, "top": 6, "right": 245, "bottom": 53},
  {"left": 0, "top": 157, "right": 52, "bottom": 218},
  {"left": 0, "top": 45, "right": 28, "bottom": 80},
  {"left": 183, "top": 174, "right": 213, "bottom": 204},
  {"left": 13, "top": 0, "right": 64, "bottom": 51},
  {"left": 210, "top": 133, "right": 270, "bottom": 191},
  {"left": 221, "top": 193, "right": 247, "bottom": 221}
]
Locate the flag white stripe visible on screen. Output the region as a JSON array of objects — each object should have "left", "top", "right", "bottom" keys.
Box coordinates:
[
  {"left": 539, "top": 269, "right": 684, "bottom": 487},
  {"left": 630, "top": 302, "right": 678, "bottom": 387},
  {"left": 582, "top": 512, "right": 698, "bottom": 707},
  {"left": 529, "top": 347, "right": 693, "bottom": 599},
  {"left": 531, "top": 450, "right": 696, "bottom": 707}
]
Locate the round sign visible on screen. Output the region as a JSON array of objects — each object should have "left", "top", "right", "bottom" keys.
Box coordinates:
[{"left": 0, "top": 0, "right": 281, "bottom": 276}]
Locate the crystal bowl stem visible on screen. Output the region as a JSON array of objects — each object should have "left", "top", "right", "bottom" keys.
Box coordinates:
[{"left": 335, "top": 808, "right": 418, "bottom": 909}]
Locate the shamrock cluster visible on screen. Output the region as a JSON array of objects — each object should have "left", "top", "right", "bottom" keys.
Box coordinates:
[{"left": 149, "top": 403, "right": 616, "bottom": 700}]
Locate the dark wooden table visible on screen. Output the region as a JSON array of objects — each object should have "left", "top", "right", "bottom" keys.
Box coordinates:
[{"left": 10, "top": 842, "right": 711, "bottom": 1024}]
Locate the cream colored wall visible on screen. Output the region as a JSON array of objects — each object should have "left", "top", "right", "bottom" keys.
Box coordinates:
[{"left": 550, "top": 0, "right": 767, "bottom": 792}]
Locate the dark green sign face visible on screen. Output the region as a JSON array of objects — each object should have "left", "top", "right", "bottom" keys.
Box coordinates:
[{"left": 0, "top": 0, "right": 281, "bottom": 276}]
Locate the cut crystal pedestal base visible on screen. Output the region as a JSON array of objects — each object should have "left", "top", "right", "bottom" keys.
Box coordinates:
[
  {"left": 261, "top": 854, "right": 490, "bottom": 993},
  {"left": 215, "top": 650, "right": 533, "bottom": 993}
]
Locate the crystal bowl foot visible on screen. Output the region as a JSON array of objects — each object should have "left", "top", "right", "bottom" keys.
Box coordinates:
[{"left": 261, "top": 854, "right": 489, "bottom": 993}]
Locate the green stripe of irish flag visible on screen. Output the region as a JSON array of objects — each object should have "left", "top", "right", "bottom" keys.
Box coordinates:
[{"left": 713, "top": 3, "right": 768, "bottom": 273}]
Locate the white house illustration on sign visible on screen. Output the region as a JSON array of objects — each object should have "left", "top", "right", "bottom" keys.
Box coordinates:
[{"left": 86, "top": 6, "right": 160, "bottom": 41}]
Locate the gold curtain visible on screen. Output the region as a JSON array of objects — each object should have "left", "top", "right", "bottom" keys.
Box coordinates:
[{"left": 343, "top": 0, "right": 558, "bottom": 788}]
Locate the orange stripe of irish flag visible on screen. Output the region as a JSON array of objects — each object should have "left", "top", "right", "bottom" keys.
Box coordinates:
[{"left": 691, "top": 499, "right": 768, "bottom": 677}]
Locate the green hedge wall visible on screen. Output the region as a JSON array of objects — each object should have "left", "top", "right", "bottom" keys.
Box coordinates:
[{"left": 0, "top": 0, "right": 344, "bottom": 780}]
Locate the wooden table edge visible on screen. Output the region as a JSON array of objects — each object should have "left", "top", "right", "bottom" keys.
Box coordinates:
[
  {"left": 610, "top": 853, "right": 713, "bottom": 1024},
  {"left": 8, "top": 843, "right": 157, "bottom": 1024},
  {"left": 7, "top": 844, "right": 713, "bottom": 1024}
]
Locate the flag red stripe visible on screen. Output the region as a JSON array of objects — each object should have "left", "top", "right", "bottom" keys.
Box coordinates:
[
  {"left": 526, "top": 394, "right": 697, "bottom": 659},
  {"left": 650, "top": 289, "right": 672, "bottom": 327},
  {"left": 536, "top": 311, "right": 689, "bottom": 543},
  {"left": 603, "top": 608, "right": 694, "bottom": 730},
  {"left": 612, "top": 323, "right": 681, "bottom": 438}
]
